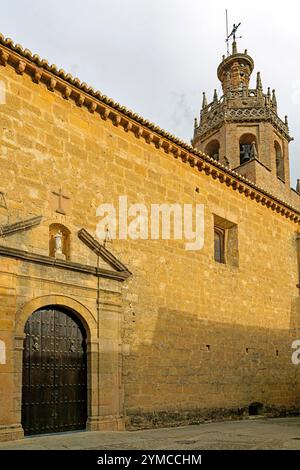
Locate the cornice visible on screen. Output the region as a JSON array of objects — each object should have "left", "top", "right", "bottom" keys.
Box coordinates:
[
  {"left": 0, "top": 215, "right": 42, "bottom": 237},
  {"left": 0, "top": 34, "right": 299, "bottom": 225},
  {"left": 0, "top": 245, "right": 130, "bottom": 281},
  {"left": 217, "top": 52, "right": 255, "bottom": 81},
  {"left": 197, "top": 102, "right": 291, "bottom": 142}
]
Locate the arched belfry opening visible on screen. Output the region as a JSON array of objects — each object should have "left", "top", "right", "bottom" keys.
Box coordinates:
[
  {"left": 21, "top": 305, "right": 87, "bottom": 436},
  {"left": 275, "top": 141, "right": 285, "bottom": 181},
  {"left": 205, "top": 139, "right": 220, "bottom": 161}
]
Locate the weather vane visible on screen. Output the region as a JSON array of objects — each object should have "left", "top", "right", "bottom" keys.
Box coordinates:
[{"left": 225, "top": 10, "right": 242, "bottom": 55}]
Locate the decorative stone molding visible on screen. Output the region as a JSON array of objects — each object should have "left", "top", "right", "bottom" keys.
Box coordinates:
[
  {"left": 77, "top": 94, "right": 85, "bottom": 107},
  {"left": 113, "top": 114, "right": 121, "bottom": 126},
  {"left": 0, "top": 50, "right": 8, "bottom": 65},
  {"left": 78, "top": 228, "right": 132, "bottom": 276},
  {"left": 63, "top": 86, "right": 71, "bottom": 100},
  {"left": 0, "top": 245, "right": 130, "bottom": 281},
  {"left": 196, "top": 100, "right": 291, "bottom": 142},
  {"left": 16, "top": 60, "right": 26, "bottom": 75},
  {"left": 15, "top": 295, "right": 97, "bottom": 336},
  {"left": 146, "top": 133, "right": 154, "bottom": 144},
  {"left": 125, "top": 121, "right": 132, "bottom": 132},
  {"left": 101, "top": 108, "right": 110, "bottom": 120},
  {"left": 32, "top": 67, "right": 42, "bottom": 83},
  {"left": 48, "top": 77, "right": 56, "bottom": 91},
  {"left": 155, "top": 138, "right": 162, "bottom": 149},
  {"left": 135, "top": 127, "right": 143, "bottom": 139},
  {"left": 89, "top": 101, "right": 97, "bottom": 113}
]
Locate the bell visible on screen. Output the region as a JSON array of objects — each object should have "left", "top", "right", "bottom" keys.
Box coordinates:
[{"left": 240, "top": 144, "right": 251, "bottom": 163}]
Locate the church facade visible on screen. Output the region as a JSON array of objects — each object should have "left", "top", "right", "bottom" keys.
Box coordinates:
[{"left": 0, "top": 34, "right": 299, "bottom": 441}]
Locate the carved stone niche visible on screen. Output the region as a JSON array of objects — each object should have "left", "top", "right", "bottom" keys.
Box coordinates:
[{"left": 49, "top": 223, "right": 71, "bottom": 260}]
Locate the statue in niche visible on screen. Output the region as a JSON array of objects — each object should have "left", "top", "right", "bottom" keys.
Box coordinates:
[
  {"left": 54, "top": 230, "right": 63, "bottom": 256},
  {"left": 49, "top": 224, "right": 70, "bottom": 260}
]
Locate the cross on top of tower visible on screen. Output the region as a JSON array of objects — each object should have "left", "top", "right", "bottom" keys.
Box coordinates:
[
  {"left": 227, "top": 22, "right": 241, "bottom": 43},
  {"left": 225, "top": 10, "right": 242, "bottom": 56}
]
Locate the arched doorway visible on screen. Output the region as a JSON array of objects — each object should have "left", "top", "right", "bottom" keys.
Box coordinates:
[{"left": 21, "top": 306, "right": 87, "bottom": 436}]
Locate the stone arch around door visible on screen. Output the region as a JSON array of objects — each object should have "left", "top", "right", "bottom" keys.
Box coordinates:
[
  {"left": 14, "top": 295, "right": 99, "bottom": 437},
  {"left": 16, "top": 295, "right": 97, "bottom": 338}
]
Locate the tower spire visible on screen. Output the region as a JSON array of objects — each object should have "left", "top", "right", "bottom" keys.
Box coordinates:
[
  {"left": 272, "top": 89, "right": 277, "bottom": 111},
  {"left": 202, "top": 92, "right": 207, "bottom": 109},
  {"left": 285, "top": 115, "right": 289, "bottom": 128},
  {"left": 213, "top": 89, "right": 218, "bottom": 103},
  {"left": 256, "top": 72, "right": 263, "bottom": 93}
]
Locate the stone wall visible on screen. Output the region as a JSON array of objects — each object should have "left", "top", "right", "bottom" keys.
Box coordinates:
[{"left": 0, "top": 46, "right": 300, "bottom": 437}]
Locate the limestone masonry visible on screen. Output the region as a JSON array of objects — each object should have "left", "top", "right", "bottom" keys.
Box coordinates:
[{"left": 0, "top": 34, "right": 299, "bottom": 441}]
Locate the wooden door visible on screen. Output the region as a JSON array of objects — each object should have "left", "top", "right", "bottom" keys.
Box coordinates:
[{"left": 22, "top": 307, "right": 87, "bottom": 435}]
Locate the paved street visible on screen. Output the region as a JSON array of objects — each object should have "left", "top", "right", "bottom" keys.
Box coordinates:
[{"left": 0, "top": 417, "right": 300, "bottom": 450}]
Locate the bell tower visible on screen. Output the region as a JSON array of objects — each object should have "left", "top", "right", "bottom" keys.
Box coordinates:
[{"left": 192, "top": 34, "right": 299, "bottom": 205}]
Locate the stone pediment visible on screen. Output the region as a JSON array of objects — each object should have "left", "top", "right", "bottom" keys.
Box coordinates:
[
  {"left": 0, "top": 216, "right": 42, "bottom": 237},
  {"left": 78, "top": 228, "right": 132, "bottom": 278},
  {"left": 0, "top": 223, "right": 131, "bottom": 282}
]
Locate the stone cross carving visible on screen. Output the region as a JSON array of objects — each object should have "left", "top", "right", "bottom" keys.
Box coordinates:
[
  {"left": 54, "top": 230, "right": 63, "bottom": 255},
  {"left": 52, "top": 188, "right": 70, "bottom": 215}
]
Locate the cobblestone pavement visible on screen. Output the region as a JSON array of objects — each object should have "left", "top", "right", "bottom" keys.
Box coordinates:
[{"left": 0, "top": 417, "right": 300, "bottom": 450}]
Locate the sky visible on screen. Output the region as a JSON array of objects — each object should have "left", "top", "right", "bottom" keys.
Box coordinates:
[{"left": 1, "top": 0, "right": 299, "bottom": 186}]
